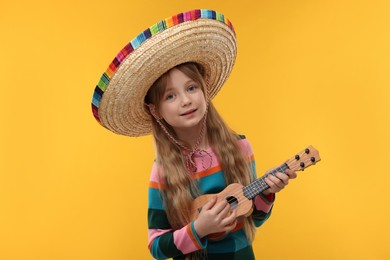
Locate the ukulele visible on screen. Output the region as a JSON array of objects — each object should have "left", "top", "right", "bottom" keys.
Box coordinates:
[{"left": 191, "top": 146, "right": 321, "bottom": 240}]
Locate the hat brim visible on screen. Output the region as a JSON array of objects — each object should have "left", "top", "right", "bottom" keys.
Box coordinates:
[{"left": 92, "top": 10, "right": 237, "bottom": 136}]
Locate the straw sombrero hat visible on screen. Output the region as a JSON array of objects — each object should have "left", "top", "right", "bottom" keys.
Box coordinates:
[{"left": 91, "top": 9, "right": 237, "bottom": 136}]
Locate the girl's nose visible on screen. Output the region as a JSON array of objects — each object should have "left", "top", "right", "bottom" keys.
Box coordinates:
[{"left": 181, "top": 93, "right": 191, "bottom": 106}]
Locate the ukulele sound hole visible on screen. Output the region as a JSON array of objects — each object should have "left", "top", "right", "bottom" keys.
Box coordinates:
[{"left": 226, "top": 196, "right": 238, "bottom": 209}]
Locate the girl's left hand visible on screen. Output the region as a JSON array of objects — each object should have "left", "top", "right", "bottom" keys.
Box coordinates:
[{"left": 262, "top": 169, "right": 297, "bottom": 195}]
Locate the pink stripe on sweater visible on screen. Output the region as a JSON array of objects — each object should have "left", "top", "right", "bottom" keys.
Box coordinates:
[
  {"left": 173, "top": 225, "right": 199, "bottom": 254},
  {"left": 237, "top": 138, "right": 254, "bottom": 158},
  {"left": 254, "top": 195, "right": 273, "bottom": 213},
  {"left": 148, "top": 228, "right": 172, "bottom": 248},
  {"left": 149, "top": 139, "right": 253, "bottom": 182},
  {"left": 149, "top": 163, "right": 164, "bottom": 183}
]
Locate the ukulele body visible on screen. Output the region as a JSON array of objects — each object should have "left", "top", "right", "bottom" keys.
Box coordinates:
[
  {"left": 191, "top": 183, "right": 253, "bottom": 219},
  {"left": 191, "top": 183, "right": 254, "bottom": 240}
]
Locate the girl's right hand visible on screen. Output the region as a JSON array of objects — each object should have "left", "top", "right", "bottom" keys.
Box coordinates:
[{"left": 193, "top": 196, "right": 237, "bottom": 239}]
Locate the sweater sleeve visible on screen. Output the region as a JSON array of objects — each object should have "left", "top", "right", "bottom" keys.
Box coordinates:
[
  {"left": 147, "top": 162, "right": 207, "bottom": 259},
  {"left": 251, "top": 192, "right": 275, "bottom": 227}
]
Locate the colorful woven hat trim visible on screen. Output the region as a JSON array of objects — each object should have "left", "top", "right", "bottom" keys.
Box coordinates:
[{"left": 92, "top": 9, "right": 235, "bottom": 125}]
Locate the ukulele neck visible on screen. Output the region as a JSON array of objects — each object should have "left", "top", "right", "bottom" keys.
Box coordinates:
[{"left": 243, "top": 163, "right": 289, "bottom": 200}]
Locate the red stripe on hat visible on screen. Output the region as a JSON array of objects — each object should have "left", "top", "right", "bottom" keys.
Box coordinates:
[{"left": 172, "top": 14, "right": 179, "bottom": 25}]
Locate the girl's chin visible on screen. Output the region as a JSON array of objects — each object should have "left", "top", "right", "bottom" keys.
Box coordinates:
[{"left": 171, "top": 120, "right": 203, "bottom": 132}]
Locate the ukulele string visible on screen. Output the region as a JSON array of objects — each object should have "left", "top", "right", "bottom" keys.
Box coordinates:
[
  {"left": 189, "top": 156, "right": 316, "bottom": 215},
  {"left": 187, "top": 151, "right": 318, "bottom": 216},
  {"left": 222, "top": 157, "right": 314, "bottom": 207},
  {"left": 190, "top": 150, "right": 307, "bottom": 209}
]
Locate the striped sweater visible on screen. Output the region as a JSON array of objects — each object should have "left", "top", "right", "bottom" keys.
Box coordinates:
[{"left": 147, "top": 137, "right": 275, "bottom": 259}]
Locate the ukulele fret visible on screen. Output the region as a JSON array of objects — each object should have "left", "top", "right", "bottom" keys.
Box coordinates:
[{"left": 243, "top": 163, "right": 289, "bottom": 200}]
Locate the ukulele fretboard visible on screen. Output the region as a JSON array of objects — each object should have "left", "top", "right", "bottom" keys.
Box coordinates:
[{"left": 243, "top": 163, "right": 289, "bottom": 200}]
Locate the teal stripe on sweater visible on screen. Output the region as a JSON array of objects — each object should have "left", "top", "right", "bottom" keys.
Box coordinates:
[
  {"left": 198, "top": 171, "right": 227, "bottom": 194},
  {"left": 207, "top": 229, "right": 250, "bottom": 254},
  {"left": 207, "top": 245, "right": 255, "bottom": 260},
  {"left": 150, "top": 236, "right": 168, "bottom": 259},
  {"left": 252, "top": 208, "right": 273, "bottom": 228},
  {"left": 148, "top": 188, "right": 164, "bottom": 210}
]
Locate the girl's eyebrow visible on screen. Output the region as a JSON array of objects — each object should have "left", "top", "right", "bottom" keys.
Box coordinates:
[{"left": 164, "top": 80, "right": 196, "bottom": 92}]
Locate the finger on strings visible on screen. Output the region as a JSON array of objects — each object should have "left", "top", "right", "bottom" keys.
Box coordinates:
[
  {"left": 266, "top": 175, "right": 285, "bottom": 189},
  {"left": 274, "top": 172, "right": 289, "bottom": 184},
  {"left": 212, "top": 198, "right": 229, "bottom": 214},
  {"left": 285, "top": 169, "right": 297, "bottom": 179}
]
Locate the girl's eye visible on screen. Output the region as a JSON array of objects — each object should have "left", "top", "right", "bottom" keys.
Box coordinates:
[
  {"left": 188, "top": 85, "right": 197, "bottom": 92},
  {"left": 165, "top": 93, "right": 175, "bottom": 100}
]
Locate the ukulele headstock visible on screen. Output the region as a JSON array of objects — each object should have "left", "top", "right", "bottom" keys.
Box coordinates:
[{"left": 286, "top": 146, "right": 321, "bottom": 172}]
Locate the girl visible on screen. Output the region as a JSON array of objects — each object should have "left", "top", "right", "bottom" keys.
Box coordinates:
[
  {"left": 145, "top": 62, "right": 296, "bottom": 260},
  {"left": 91, "top": 9, "right": 296, "bottom": 260}
]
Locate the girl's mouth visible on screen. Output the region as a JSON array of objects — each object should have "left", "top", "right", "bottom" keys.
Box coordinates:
[{"left": 180, "top": 109, "right": 197, "bottom": 116}]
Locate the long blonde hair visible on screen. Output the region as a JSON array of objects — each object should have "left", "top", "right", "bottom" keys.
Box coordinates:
[{"left": 145, "top": 62, "right": 257, "bottom": 247}]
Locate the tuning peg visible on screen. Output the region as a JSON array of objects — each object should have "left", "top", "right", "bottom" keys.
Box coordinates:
[
  {"left": 300, "top": 162, "right": 305, "bottom": 168},
  {"left": 311, "top": 157, "right": 315, "bottom": 162},
  {"left": 305, "top": 148, "right": 310, "bottom": 154},
  {"left": 295, "top": 155, "right": 300, "bottom": 160}
]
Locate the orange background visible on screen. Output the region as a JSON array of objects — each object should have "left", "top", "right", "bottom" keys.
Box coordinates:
[{"left": 1, "top": 0, "right": 389, "bottom": 259}]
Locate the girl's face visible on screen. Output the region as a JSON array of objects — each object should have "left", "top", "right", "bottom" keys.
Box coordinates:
[{"left": 158, "top": 68, "right": 207, "bottom": 135}]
